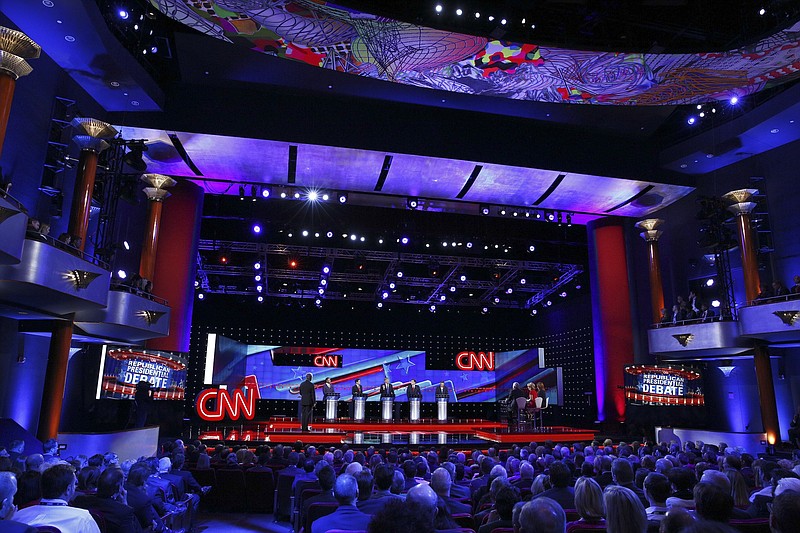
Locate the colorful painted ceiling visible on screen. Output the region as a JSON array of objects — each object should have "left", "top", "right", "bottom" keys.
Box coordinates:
[{"left": 152, "top": 0, "right": 800, "bottom": 106}]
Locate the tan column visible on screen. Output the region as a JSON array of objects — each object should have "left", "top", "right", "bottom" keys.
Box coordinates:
[
  {"left": 635, "top": 219, "right": 665, "bottom": 324},
  {"left": 37, "top": 316, "right": 74, "bottom": 441},
  {"left": 0, "top": 27, "right": 40, "bottom": 157},
  {"left": 139, "top": 174, "right": 176, "bottom": 280},
  {"left": 754, "top": 344, "right": 781, "bottom": 444},
  {"left": 722, "top": 189, "right": 761, "bottom": 302}
]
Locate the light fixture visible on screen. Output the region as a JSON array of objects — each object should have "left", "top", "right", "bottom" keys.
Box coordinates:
[
  {"left": 730, "top": 96, "right": 739, "bottom": 105},
  {"left": 560, "top": 291, "right": 567, "bottom": 297},
  {"left": 396, "top": 270, "right": 404, "bottom": 278},
  {"left": 117, "top": 269, "right": 127, "bottom": 279},
  {"left": 197, "top": 293, "right": 205, "bottom": 300},
  {"left": 377, "top": 302, "right": 383, "bottom": 309},
  {"left": 488, "top": 15, "right": 494, "bottom": 21},
  {"left": 480, "top": 204, "right": 490, "bottom": 215},
  {"left": 307, "top": 190, "right": 319, "bottom": 202},
  {"left": 253, "top": 224, "right": 262, "bottom": 234},
  {"left": 440, "top": 294, "right": 446, "bottom": 301},
  {"left": 435, "top": 4, "right": 443, "bottom": 13},
  {"left": 407, "top": 197, "right": 419, "bottom": 209},
  {"left": 338, "top": 193, "right": 348, "bottom": 203},
  {"left": 293, "top": 192, "right": 301, "bottom": 199},
  {"left": 475, "top": 12, "right": 480, "bottom": 18},
  {"left": 123, "top": 240, "right": 130, "bottom": 250},
  {"left": 255, "top": 275, "right": 262, "bottom": 282},
  {"left": 322, "top": 193, "right": 329, "bottom": 201},
  {"left": 528, "top": 245, "right": 535, "bottom": 252},
  {"left": 530, "top": 309, "right": 538, "bottom": 315},
  {"left": 450, "top": 286, "right": 456, "bottom": 292},
  {"left": 254, "top": 261, "right": 261, "bottom": 270},
  {"left": 302, "top": 230, "right": 309, "bottom": 237},
  {"left": 118, "top": 8, "right": 129, "bottom": 20},
  {"left": 520, "top": 278, "right": 526, "bottom": 285},
  {"left": 257, "top": 296, "right": 264, "bottom": 302},
  {"left": 706, "top": 278, "right": 715, "bottom": 287},
  {"left": 261, "top": 187, "right": 270, "bottom": 198},
  {"left": 500, "top": 18, "right": 507, "bottom": 25},
  {"left": 326, "top": 231, "right": 333, "bottom": 238},
  {"left": 456, "top": 8, "right": 462, "bottom": 15},
  {"left": 322, "top": 265, "right": 331, "bottom": 274},
  {"left": 687, "top": 116, "right": 697, "bottom": 125},
  {"left": 401, "top": 237, "right": 409, "bottom": 244},
  {"left": 389, "top": 282, "right": 396, "bottom": 289},
  {"left": 459, "top": 275, "right": 466, "bottom": 282},
  {"left": 466, "top": 242, "right": 473, "bottom": 248},
  {"left": 499, "top": 208, "right": 507, "bottom": 216},
  {"left": 256, "top": 285, "right": 263, "bottom": 292},
  {"left": 382, "top": 291, "right": 389, "bottom": 299},
  {"left": 711, "top": 299, "right": 721, "bottom": 308},
  {"left": 429, "top": 304, "right": 436, "bottom": 312}
]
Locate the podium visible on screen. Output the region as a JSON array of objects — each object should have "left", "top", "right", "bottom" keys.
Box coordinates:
[
  {"left": 353, "top": 396, "right": 366, "bottom": 421},
  {"left": 436, "top": 395, "right": 448, "bottom": 421},
  {"left": 324, "top": 393, "right": 340, "bottom": 421},
  {"left": 381, "top": 397, "right": 394, "bottom": 421},
  {"left": 409, "top": 397, "right": 421, "bottom": 421}
]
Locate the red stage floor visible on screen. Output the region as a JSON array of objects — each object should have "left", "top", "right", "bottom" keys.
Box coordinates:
[{"left": 194, "top": 418, "right": 596, "bottom": 446}]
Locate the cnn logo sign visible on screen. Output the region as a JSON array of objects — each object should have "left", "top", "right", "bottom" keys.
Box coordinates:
[
  {"left": 456, "top": 351, "right": 495, "bottom": 371},
  {"left": 313, "top": 355, "right": 339, "bottom": 367},
  {"left": 196, "top": 375, "right": 261, "bottom": 421}
]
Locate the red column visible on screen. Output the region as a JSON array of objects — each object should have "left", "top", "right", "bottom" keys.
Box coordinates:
[
  {"left": 754, "top": 344, "right": 780, "bottom": 444},
  {"left": 140, "top": 199, "right": 163, "bottom": 281},
  {"left": 67, "top": 149, "right": 99, "bottom": 250},
  {"left": 0, "top": 27, "right": 40, "bottom": 157},
  {"left": 147, "top": 180, "right": 204, "bottom": 353},
  {"left": 635, "top": 219, "right": 665, "bottom": 324},
  {"left": 587, "top": 218, "right": 635, "bottom": 424},
  {"left": 723, "top": 189, "right": 761, "bottom": 302},
  {"left": 0, "top": 73, "right": 17, "bottom": 158},
  {"left": 37, "top": 317, "right": 74, "bottom": 441}
]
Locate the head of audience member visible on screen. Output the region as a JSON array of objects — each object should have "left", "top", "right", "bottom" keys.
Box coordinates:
[
  {"left": 430, "top": 467, "right": 452, "bottom": 498},
  {"left": 612, "top": 458, "right": 635, "bottom": 486},
  {"left": 531, "top": 474, "right": 551, "bottom": 496},
  {"left": 126, "top": 464, "right": 151, "bottom": 490},
  {"left": 0, "top": 472, "right": 17, "bottom": 520},
  {"left": 41, "top": 463, "right": 77, "bottom": 501},
  {"left": 495, "top": 485, "right": 521, "bottom": 521},
  {"left": 644, "top": 472, "right": 672, "bottom": 507},
  {"left": 547, "top": 461, "right": 570, "bottom": 489},
  {"left": 158, "top": 457, "right": 172, "bottom": 475},
  {"left": 574, "top": 476, "right": 604, "bottom": 521},
  {"left": 373, "top": 464, "right": 393, "bottom": 491},
  {"left": 356, "top": 469, "right": 374, "bottom": 501},
  {"left": 391, "top": 469, "right": 405, "bottom": 495},
  {"left": 659, "top": 507, "right": 695, "bottom": 533},
  {"left": 77, "top": 465, "right": 100, "bottom": 492},
  {"left": 694, "top": 482, "right": 733, "bottom": 523},
  {"left": 519, "top": 461, "right": 534, "bottom": 480},
  {"left": 345, "top": 462, "right": 363, "bottom": 476},
  {"left": 315, "top": 465, "right": 335, "bottom": 492},
  {"left": 14, "top": 470, "right": 41, "bottom": 508},
  {"left": 406, "top": 483, "right": 439, "bottom": 526},
  {"left": 334, "top": 473, "right": 359, "bottom": 506},
  {"left": 519, "top": 497, "right": 566, "bottom": 533},
  {"left": 511, "top": 500, "right": 526, "bottom": 533},
  {"left": 604, "top": 485, "right": 647, "bottom": 533},
  {"left": 96, "top": 468, "right": 125, "bottom": 500},
  {"left": 368, "top": 498, "right": 435, "bottom": 533},
  {"left": 771, "top": 489, "right": 800, "bottom": 533},
  {"left": 25, "top": 454, "right": 44, "bottom": 473},
  {"left": 42, "top": 439, "right": 58, "bottom": 457}
]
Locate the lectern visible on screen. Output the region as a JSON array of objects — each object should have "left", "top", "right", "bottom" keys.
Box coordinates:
[
  {"left": 436, "top": 394, "right": 448, "bottom": 422},
  {"left": 324, "top": 393, "right": 340, "bottom": 421},
  {"left": 409, "top": 397, "right": 421, "bottom": 421},
  {"left": 381, "top": 397, "right": 394, "bottom": 421}
]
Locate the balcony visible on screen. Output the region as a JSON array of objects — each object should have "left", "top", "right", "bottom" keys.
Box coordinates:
[
  {"left": 648, "top": 319, "right": 751, "bottom": 358},
  {"left": 74, "top": 286, "right": 170, "bottom": 343},
  {"left": 0, "top": 237, "right": 110, "bottom": 315},
  {"left": 0, "top": 191, "right": 28, "bottom": 265},
  {"left": 739, "top": 294, "right": 800, "bottom": 343}
]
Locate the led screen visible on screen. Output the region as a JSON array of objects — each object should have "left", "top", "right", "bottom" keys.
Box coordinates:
[
  {"left": 624, "top": 364, "right": 704, "bottom": 407},
  {"left": 96, "top": 347, "right": 188, "bottom": 401},
  {"left": 204, "top": 334, "right": 561, "bottom": 404}
]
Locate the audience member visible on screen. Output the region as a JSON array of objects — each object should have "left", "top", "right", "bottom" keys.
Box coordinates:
[
  {"left": 604, "top": 485, "right": 647, "bottom": 533},
  {"left": 479, "top": 485, "right": 520, "bottom": 533},
  {"left": 311, "top": 473, "right": 372, "bottom": 533},
  {"left": 73, "top": 467, "right": 142, "bottom": 533},
  {"left": 643, "top": 472, "right": 671, "bottom": 522},
  {"left": 0, "top": 471, "right": 37, "bottom": 532},
  {"left": 519, "top": 497, "right": 566, "bottom": 533},
  {"left": 534, "top": 462, "right": 574, "bottom": 509},
  {"left": 658, "top": 507, "right": 695, "bottom": 533},
  {"left": 572, "top": 476, "right": 605, "bottom": 523}
]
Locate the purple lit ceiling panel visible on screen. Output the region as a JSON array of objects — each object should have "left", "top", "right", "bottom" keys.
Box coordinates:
[
  {"left": 118, "top": 127, "right": 194, "bottom": 176},
  {"left": 154, "top": 1, "right": 800, "bottom": 105},
  {"left": 176, "top": 133, "right": 290, "bottom": 183},
  {"left": 381, "top": 155, "right": 477, "bottom": 198},
  {"left": 295, "top": 145, "right": 387, "bottom": 191},
  {"left": 466, "top": 166, "right": 559, "bottom": 205}
]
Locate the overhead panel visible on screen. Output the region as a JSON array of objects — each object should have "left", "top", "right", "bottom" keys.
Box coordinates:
[{"left": 381, "top": 154, "right": 476, "bottom": 199}]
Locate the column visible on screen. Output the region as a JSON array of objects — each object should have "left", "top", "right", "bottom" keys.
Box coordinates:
[
  {"left": 587, "top": 218, "right": 635, "bottom": 424},
  {"left": 0, "top": 27, "right": 40, "bottom": 157},
  {"left": 634, "top": 218, "right": 665, "bottom": 324},
  {"left": 67, "top": 118, "right": 118, "bottom": 251},
  {"left": 139, "top": 174, "right": 176, "bottom": 281},
  {"left": 722, "top": 189, "right": 760, "bottom": 303},
  {"left": 147, "top": 180, "right": 204, "bottom": 353},
  {"left": 754, "top": 344, "right": 780, "bottom": 445},
  {"left": 37, "top": 316, "right": 74, "bottom": 440}
]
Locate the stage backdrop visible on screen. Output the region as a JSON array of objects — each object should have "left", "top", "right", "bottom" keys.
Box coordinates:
[{"left": 203, "top": 333, "right": 562, "bottom": 406}]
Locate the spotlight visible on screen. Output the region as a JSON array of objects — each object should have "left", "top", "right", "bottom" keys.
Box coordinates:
[
  {"left": 488, "top": 15, "right": 494, "bottom": 21},
  {"left": 377, "top": 302, "right": 383, "bottom": 309},
  {"left": 528, "top": 245, "right": 535, "bottom": 252},
  {"left": 315, "top": 298, "right": 322, "bottom": 307},
  {"left": 322, "top": 265, "right": 331, "bottom": 274},
  {"left": 280, "top": 192, "right": 287, "bottom": 199},
  {"left": 389, "top": 282, "right": 396, "bottom": 289},
  {"left": 401, "top": 237, "right": 409, "bottom": 245},
  {"left": 197, "top": 293, "right": 205, "bottom": 300},
  {"left": 117, "top": 269, "right": 127, "bottom": 279},
  {"left": 493, "top": 296, "right": 500, "bottom": 304},
  {"left": 218, "top": 252, "right": 229, "bottom": 265},
  {"left": 307, "top": 190, "right": 319, "bottom": 202},
  {"left": 506, "top": 288, "right": 513, "bottom": 294},
  {"left": 257, "top": 296, "right": 264, "bottom": 302},
  {"left": 320, "top": 279, "right": 328, "bottom": 286},
  {"left": 123, "top": 240, "right": 130, "bottom": 250},
  {"left": 711, "top": 299, "right": 721, "bottom": 308},
  {"left": 466, "top": 242, "right": 473, "bottom": 248},
  {"left": 530, "top": 309, "right": 538, "bottom": 315},
  {"left": 302, "top": 230, "right": 309, "bottom": 237},
  {"left": 256, "top": 285, "right": 263, "bottom": 292},
  {"left": 289, "top": 259, "right": 298, "bottom": 268},
  {"left": 252, "top": 224, "right": 262, "bottom": 234},
  {"left": 456, "top": 8, "right": 462, "bottom": 15},
  {"left": 378, "top": 238, "right": 384, "bottom": 244},
  {"left": 350, "top": 234, "right": 357, "bottom": 241},
  {"left": 118, "top": 8, "right": 129, "bottom": 20},
  {"left": 475, "top": 12, "right": 480, "bottom": 18},
  {"left": 442, "top": 242, "right": 448, "bottom": 247},
  {"left": 293, "top": 192, "right": 301, "bottom": 199},
  {"left": 535, "top": 212, "right": 542, "bottom": 220},
  {"left": 322, "top": 193, "right": 329, "bottom": 201},
  {"left": 396, "top": 271, "right": 404, "bottom": 278},
  {"left": 238, "top": 185, "right": 245, "bottom": 199},
  {"left": 338, "top": 193, "right": 348, "bottom": 203},
  {"left": 729, "top": 96, "right": 739, "bottom": 105},
  {"left": 499, "top": 208, "right": 507, "bottom": 216},
  {"left": 706, "top": 278, "right": 715, "bottom": 287},
  {"left": 687, "top": 116, "right": 697, "bottom": 125},
  {"left": 500, "top": 18, "right": 507, "bottom": 25},
  {"left": 546, "top": 211, "right": 555, "bottom": 222},
  {"left": 450, "top": 286, "right": 456, "bottom": 292},
  {"left": 435, "top": 4, "right": 443, "bottom": 13},
  {"left": 326, "top": 231, "right": 333, "bottom": 238},
  {"left": 546, "top": 300, "right": 552, "bottom": 306},
  {"left": 254, "top": 262, "right": 261, "bottom": 270},
  {"left": 429, "top": 263, "right": 440, "bottom": 277},
  {"left": 759, "top": 7, "right": 766, "bottom": 15},
  {"left": 560, "top": 291, "right": 567, "bottom": 297},
  {"left": 430, "top": 304, "right": 437, "bottom": 312},
  {"left": 194, "top": 280, "right": 199, "bottom": 288},
  {"left": 459, "top": 275, "right": 466, "bottom": 282},
  {"left": 318, "top": 288, "right": 325, "bottom": 295},
  {"left": 566, "top": 213, "right": 572, "bottom": 226},
  {"left": 255, "top": 275, "right": 262, "bottom": 282},
  {"left": 261, "top": 187, "right": 271, "bottom": 198},
  {"left": 520, "top": 278, "right": 526, "bottom": 285},
  {"left": 382, "top": 291, "right": 389, "bottom": 299},
  {"left": 512, "top": 210, "right": 519, "bottom": 217},
  {"left": 480, "top": 204, "right": 490, "bottom": 215},
  {"left": 407, "top": 197, "right": 419, "bottom": 209}
]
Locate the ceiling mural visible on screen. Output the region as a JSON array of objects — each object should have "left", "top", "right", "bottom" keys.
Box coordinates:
[{"left": 151, "top": 0, "right": 800, "bottom": 105}]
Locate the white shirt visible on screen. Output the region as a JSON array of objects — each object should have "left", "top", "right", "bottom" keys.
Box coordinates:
[{"left": 14, "top": 498, "right": 101, "bottom": 533}]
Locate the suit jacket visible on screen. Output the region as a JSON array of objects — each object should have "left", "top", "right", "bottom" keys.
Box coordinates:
[
  {"left": 479, "top": 518, "right": 513, "bottom": 533},
  {"left": 73, "top": 493, "right": 143, "bottom": 533},
  {"left": 533, "top": 486, "right": 575, "bottom": 510},
  {"left": 440, "top": 495, "right": 471, "bottom": 515},
  {"left": 172, "top": 468, "right": 203, "bottom": 493},
  {"left": 125, "top": 483, "right": 163, "bottom": 531},
  {"left": 352, "top": 384, "right": 363, "bottom": 397},
  {"left": 323, "top": 384, "right": 335, "bottom": 396},
  {"left": 311, "top": 504, "right": 372, "bottom": 533},
  {"left": 161, "top": 472, "right": 187, "bottom": 500},
  {"left": 449, "top": 482, "right": 469, "bottom": 499},
  {"left": 406, "top": 385, "right": 422, "bottom": 398},
  {"left": 300, "top": 379, "right": 316, "bottom": 406},
  {"left": 380, "top": 383, "right": 395, "bottom": 398},
  {"left": 0, "top": 520, "right": 37, "bottom": 533},
  {"left": 357, "top": 492, "right": 403, "bottom": 515},
  {"left": 303, "top": 490, "right": 337, "bottom": 517},
  {"left": 436, "top": 385, "right": 448, "bottom": 397}
]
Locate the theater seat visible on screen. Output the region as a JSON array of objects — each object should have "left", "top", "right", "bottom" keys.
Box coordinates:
[
  {"left": 729, "top": 518, "right": 771, "bottom": 533},
  {"left": 566, "top": 520, "right": 607, "bottom": 533},
  {"left": 305, "top": 501, "right": 339, "bottom": 533},
  {"left": 452, "top": 513, "right": 474, "bottom": 530},
  {"left": 89, "top": 508, "right": 108, "bottom": 533},
  {"left": 215, "top": 468, "right": 247, "bottom": 511},
  {"left": 490, "top": 529, "right": 515, "bottom": 533},
  {"left": 246, "top": 469, "right": 275, "bottom": 513},
  {"left": 275, "top": 473, "right": 297, "bottom": 522},
  {"left": 563, "top": 509, "right": 580, "bottom": 522}
]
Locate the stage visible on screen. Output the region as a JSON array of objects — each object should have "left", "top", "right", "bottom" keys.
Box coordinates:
[{"left": 192, "top": 417, "right": 598, "bottom": 447}]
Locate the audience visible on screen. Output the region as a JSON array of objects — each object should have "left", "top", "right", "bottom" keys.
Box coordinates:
[
  {"left": 604, "top": 485, "right": 647, "bottom": 533},
  {"left": 519, "top": 497, "right": 566, "bottom": 533},
  {"left": 0, "top": 471, "right": 36, "bottom": 532},
  {"left": 311, "top": 474, "right": 372, "bottom": 533}
]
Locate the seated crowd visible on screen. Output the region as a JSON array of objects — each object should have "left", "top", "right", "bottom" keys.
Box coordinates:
[
  {"left": 755, "top": 278, "right": 800, "bottom": 302},
  {"left": 659, "top": 292, "right": 717, "bottom": 326},
  {"left": 2, "top": 436, "right": 800, "bottom": 533}
]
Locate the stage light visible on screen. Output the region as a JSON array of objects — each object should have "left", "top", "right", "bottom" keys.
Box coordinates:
[
  {"left": 535, "top": 211, "right": 542, "bottom": 219},
  {"left": 466, "top": 242, "right": 473, "bottom": 248},
  {"left": 407, "top": 197, "right": 419, "bottom": 209},
  {"left": 257, "top": 296, "right": 264, "bottom": 302},
  {"left": 294, "top": 192, "right": 301, "bottom": 199},
  {"left": 524, "top": 211, "right": 530, "bottom": 218},
  {"left": 488, "top": 15, "right": 494, "bottom": 21},
  {"left": 475, "top": 12, "right": 480, "bottom": 18},
  {"left": 759, "top": 7, "right": 766, "bottom": 15},
  {"left": 256, "top": 285, "right": 263, "bottom": 292},
  {"left": 520, "top": 278, "right": 526, "bottom": 285},
  {"left": 377, "top": 302, "right": 383, "bottom": 309},
  {"left": 430, "top": 304, "right": 436, "bottom": 312},
  {"left": 314, "top": 232, "right": 320, "bottom": 238},
  {"left": 500, "top": 18, "right": 506, "bottom": 25},
  {"left": 442, "top": 242, "right": 448, "bottom": 247},
  {"left": 435, "top": 4, "right": 443, "bottom": 13},
  {"left": 194, "top": 280, "right": 200, "bottom": 288},
  {"left": 730, "top": 96, "right": 739, "bottom": 105},
  {"left": 254, "top": 262, "right": 262, "bottom": 270},
  {"left": 338, "top": 193, "right": 348, "bottom": 203},
  {"left": 397, "top": 271, "right": 404, "bottom": 278},
  {"left": 322, "top": 193, "right": 329, "bottom": 201},
  {"left": 287, "top": 232, "right": 293, "bottom": 237},
  {"left": 218, "top": 253, "right": 228, "bottom": 265},
  {"left": 451, "top": 242, "right": 457, "bottom": 247},
  {"left": 289, "top": 259, "right": 298, "bottom": 268},
  {"left": 706, "top": 278, "right": 715, "bottom": 287},
  {"left": 480, "top": 204, "right": 490, "bottom": 215},
  {"left": 318, "top": 288, "right": 325, "bottom": 295},
  {"left": 440, "top": 294, "right": 447, "bottom": 301},
  {"left": 315, "top": 298, "right": 322, "bottom": 307},
  {"left": 696, "top": 104, "right": 702, "bottom": 110},
  {"left": 360, "top": 236, "right": 365, "bottom": 242},
  {"left": 123, "top": 240, "right": 130, "bottom": 250},
  {"left": 493, "top": 296, "right": 500, "bottom": 304},
  {"left": 350, "top": 234, "right": 357, "bottom": 241},
  {"left": 255, "top": 275, "right": 262, "bottom": 282},
  {"left": 401, "top": 237, "right": 409, "bottom": 244},
  {"left": 302, "top": 230, "right": 309, "bottom": 237},
  {"left": 261, "top": 187, "right": 270, "bottom": 198},
  {"left": 460, "top": 275, "right": 466, "bottom": 282},
  {"left": 197, "top": 293, "right": 205, "bottom": 300},
  {"left": 253, "top": 224, "right": 262, "bottom": 234},
  {"left": 528, "top": 245, "right": 535, "bottom": 252},
  {"left": 711, "top": 299, "right": 721, "bottom": 308},
  {"left": 499, "top": 208, "right": 507, "bottom": 216},
  {"left": 118, "top": 8, "right": 129, "bottom": 20},
  {"left": 307, "top": 190, "right": 319, "bottom": 202},
  {"left": 699, "top": 112, "right": 705, "bottom": 118},
  {"left": 531, "top": 309, "right": 537, "bottom": 315},
  {"left": 322, "top": 265, "right": 331, "bottom": 274},
  {"left": 566, "top": 213, "right": 573, "bottom": 226},
  {"left": 429, "top": 263, "right": 440, "bottom": 277},
  {"left": 381, "top": 291, "right": 390, "bottom": 299},
  {"left": 560, "top": 291, "right": 567, "bottom": 297},
  {"left": 326, "top": 231, "right": 333, "bottom": 238},
  {"left": 378, "top": 238, "right": 384, "bottom": 244},
  {"left": 687, "top": 116, "right": 697, "bottom": 125},
  {"left": 450, "top": 286, "right": 456, "bottom": 292},
  {"left": 389, "top": 282, "right": 396, "bottom": 289},
  {"left": 546, "top": 211, "right": 555, "bottom": 222},
  {"left": 522, "top": 18, "right": 526, "bottom": 24},
  {"left": 320, "top": 279, "right": 328, "bottom": 286},
  {"left": 280, "top": 192, "right": 287, "bottom": 199},
  {"left": 546, "top": 300, "right": 552, "bottom": 306},
  {"left": 481, "top": 306, "right": 488, "bottom": 314},
  {"left": 456, "top": 8, "right": 462, "bottom": 15},
  {"left": 506, "top": 288, "right": 513, "bottom": 294},
  {"left": 117, "top": 269, "right": 127, "bottom": 279}
]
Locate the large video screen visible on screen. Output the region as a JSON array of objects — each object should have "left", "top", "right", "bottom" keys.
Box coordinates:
[
  {"left": 203, "top": 334, "right": 561, "bottom": 405},
  {"left": 96, "top": 347, "right": 188, "bottom": 401},
  {"left": 624, "top": 365, "right": 704, "bottom": 406}
]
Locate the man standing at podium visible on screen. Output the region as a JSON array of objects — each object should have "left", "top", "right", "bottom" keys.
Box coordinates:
[
  {"left": 436, "top": 381, "right": 448, "bottom": 397},
  {"left": 349, "top": 378, "right": 363, "bottom": 419},
  {"left": 323, "top": 377, "right": 335, "bottom": 396},
  {"left": 380, "top": 377, "right": 395, "bottom": 398},
  {"left": 299, "top": 373, "right": 316, "bottom": 432},
  {"left": 406, "top": 379, "right": 421, "bottom": 399}
]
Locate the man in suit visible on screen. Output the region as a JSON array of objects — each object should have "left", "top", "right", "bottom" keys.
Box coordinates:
[
  {"left": 322, "top": 377, "right": 335, "bottom": 396},
  {"left": 430, "top": 468, "right": 471, "bottom": 515},
  {"left": 302, "top": 465, "right": 337, "bottom": 524},
  {"left": 349, "top": 378, "right": 364, "bottom": 419},
  {"left": 406, "top": 379, "right": 421, "bottom": 398},
  {"left": 310, "top": 474, "right": 372, "bottom": 533},
  {"left": 532, "top": 462, "right": 574, "bottom": 510},
  {"left": 380, "top": 377, "right": 394, "bottom": 398},
  {"left": 436, "top": 381, "right": 448, "bottom": 397},
  {"left": 300, "top": 373, "right": 316, "bottom": 431},
  {"left": 73, "top": 468, "right": 143, "bottom": 533},
  {"left": 125, "top": 464, "right": 166, "bottom": 532},
  {"left": 358, "top": 464, "right": 403, "bottom": 515},
  {"left": 0, "top": 472, "right": 37, "bottom": 532}
]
